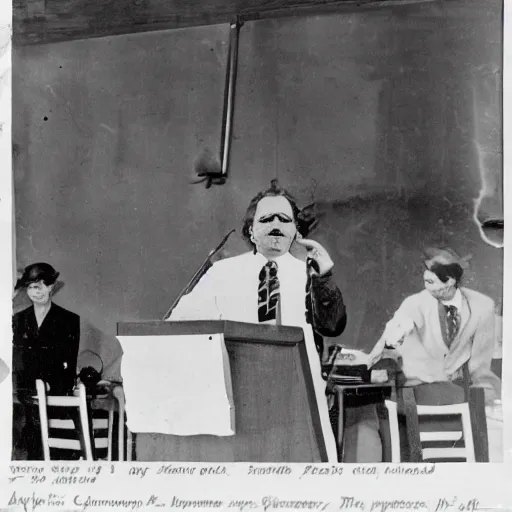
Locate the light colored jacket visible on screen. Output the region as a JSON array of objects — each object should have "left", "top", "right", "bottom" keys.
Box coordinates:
[{"left": 387, "top": 288, "right": 500, "bottom": 400}]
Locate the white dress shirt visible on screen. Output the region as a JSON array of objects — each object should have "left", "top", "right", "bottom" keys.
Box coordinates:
[
  {"left": 440, "top": 288, "right": 463, "bottom": 311},
  {"left": 169, "top": 250, "right": 338, "bottom": 461}
]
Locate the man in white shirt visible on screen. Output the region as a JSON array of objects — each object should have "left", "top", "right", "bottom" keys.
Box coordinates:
[{"left": 169, "top": 180, "right": 347, "bottom": 462}]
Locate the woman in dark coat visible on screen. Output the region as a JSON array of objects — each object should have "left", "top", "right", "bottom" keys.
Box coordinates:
[{"left": 12, "top": 262, "right": 80, "bottom": 459}]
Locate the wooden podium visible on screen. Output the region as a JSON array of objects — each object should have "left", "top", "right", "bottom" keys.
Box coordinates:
[{"left": 117, "top": 320, "right": 328, "bottom": 462}]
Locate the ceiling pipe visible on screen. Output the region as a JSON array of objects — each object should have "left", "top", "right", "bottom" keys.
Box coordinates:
[{"left": 194, "top": 16, "right": 243, "bottom": 188}]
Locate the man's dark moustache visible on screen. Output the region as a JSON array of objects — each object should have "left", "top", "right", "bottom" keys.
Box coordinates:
[{"left": 268, "top": 229, "right": 284, "bottom": 236}]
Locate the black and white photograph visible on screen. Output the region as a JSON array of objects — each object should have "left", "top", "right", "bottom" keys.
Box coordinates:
[{"left": 8, "top": 0, "right": 504, "bottom": 465}]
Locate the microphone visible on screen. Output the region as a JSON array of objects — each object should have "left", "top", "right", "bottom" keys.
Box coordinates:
[
  {"left": 208, "top": 229, "right": 236, "bottom": 259},
  {"left": 162, "top": 229, "right": 236, "bottom": 320}
]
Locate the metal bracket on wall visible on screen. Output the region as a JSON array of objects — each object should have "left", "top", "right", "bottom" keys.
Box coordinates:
[{"left": 195, "top": 16, "right": 244, "bottom": 189}]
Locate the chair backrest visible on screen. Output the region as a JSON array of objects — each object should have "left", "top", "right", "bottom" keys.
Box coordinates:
[
  {"left": 36, "top": 379, "right": 94, "bottom": 460},
  {"left": 416, "top": 403, "right": 475, "bottom": 462}
]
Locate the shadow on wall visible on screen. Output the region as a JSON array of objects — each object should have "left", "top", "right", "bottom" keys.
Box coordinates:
[{"left": 311, "top": 191, "right": 503, "bottom": 353}]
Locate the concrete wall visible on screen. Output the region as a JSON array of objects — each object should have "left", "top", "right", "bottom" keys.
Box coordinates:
[{"left": 13, "top": 0, "right": 503, "bottom": 378}]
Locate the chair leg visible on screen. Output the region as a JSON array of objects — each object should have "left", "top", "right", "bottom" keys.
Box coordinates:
[
  {"left": 77, "top": 384, "right": 94, "bottom": 460},
  {"left": 469, "top": 387, "right": 489, "bottom": 462},
  {"left": 107, "top": 405, "right": 114, "bottom": 461},
  {"left": 36, "top": 380, "right": 51, "bottom": 461},
  {"left": 399, "top": 387, "right": 422, "bottom": 462},
  {"left": 336, "top": 389, "right": 344, "bottom": 462},
  {"left": 113, "top": 385, "right": 125, "bottom": 462}
]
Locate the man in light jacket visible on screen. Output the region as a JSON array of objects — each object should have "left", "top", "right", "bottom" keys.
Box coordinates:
[
  {"left": 344, "top": 247, "right": 500, "bottom": 462},
  {"left": 371, "top": 247, "right": 500, "bottom": 405}
]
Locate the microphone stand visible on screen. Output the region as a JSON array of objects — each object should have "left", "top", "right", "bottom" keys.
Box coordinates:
[
  {"left": 162, "top": 229, "right": 236, "bottom": 320},
  {"left": 322, "top": 344, "right": 343, "bottom": 383}
]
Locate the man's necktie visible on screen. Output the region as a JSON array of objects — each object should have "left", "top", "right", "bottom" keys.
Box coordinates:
[
  {"left": 444, "top": 305, "right": 460, "bottom": 346},
  {"left": 258, "top": 261, "right": 280, "bottom": 323}
]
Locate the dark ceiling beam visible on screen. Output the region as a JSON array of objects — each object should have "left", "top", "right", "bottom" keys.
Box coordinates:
[{"left": 13, "top": 0, "right": 442, "bottom": 46}]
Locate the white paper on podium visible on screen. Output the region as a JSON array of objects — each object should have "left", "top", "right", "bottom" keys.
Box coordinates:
[{"left": 117, "top": 333, "right": 235, "bottom": 436}]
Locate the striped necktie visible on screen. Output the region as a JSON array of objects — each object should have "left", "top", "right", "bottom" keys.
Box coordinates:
[
  {"left": 444, "top": 305, "right": 460, "bottom": 347},
  {"left": 258, "top": 261, "right": 280, "bottom": 323}
]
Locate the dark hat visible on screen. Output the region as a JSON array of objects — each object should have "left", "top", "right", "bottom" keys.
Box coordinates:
[
  {"left": 424, "top": 247, "right": 472, "bottom": 269},
  {"left": 15, "top": 262, "right": 60, "bottom": 290}
]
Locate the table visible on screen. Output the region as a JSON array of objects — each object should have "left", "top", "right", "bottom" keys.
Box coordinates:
[{"left": 333, "top": 380, "right": 396, "bottom": 462}]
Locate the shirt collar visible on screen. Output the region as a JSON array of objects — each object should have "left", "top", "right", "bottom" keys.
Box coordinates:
[
  {"left": 441, "top": 288, "right": 463, "bottom": 310},
  {"left": 253, "top": 251, "right": 295, "bottom": 267}
]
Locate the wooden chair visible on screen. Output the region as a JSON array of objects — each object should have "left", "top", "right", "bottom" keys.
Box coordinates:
[
  {"left": 36, "top": 379, "right": 94, "bottom": 460},
  {"left": 416, "top": 403, "right": 475, "bottom": 462},
  {"left": 400, "top": 387, "right": 488, "bottom": 462}
]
